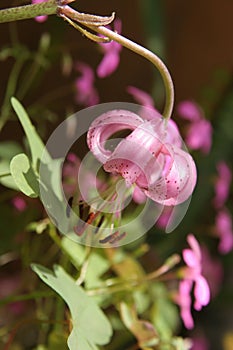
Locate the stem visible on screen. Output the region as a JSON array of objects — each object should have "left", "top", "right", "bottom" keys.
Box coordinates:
[
  {"left": 0, "top": 0, "right": 57, "bottom": 23},
  {"left": 87, "top": 254, "right": 180, "bottom": 296},
  {"left": 92, "top": 25, "right": 174, "bottom": 119},
  {"left": 60, "top": 5, "right": 174, "bottom": 119}
]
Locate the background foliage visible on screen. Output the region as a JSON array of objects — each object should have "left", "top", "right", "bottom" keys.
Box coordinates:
[{"left": 0, "top": 1, "right": 233, "bottom": 349}]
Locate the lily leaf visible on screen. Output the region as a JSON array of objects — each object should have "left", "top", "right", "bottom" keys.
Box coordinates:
[
  {"left": 31, "top": 264, "right": 113, "bottom": 350},
  {"left": 11, "top": 97, "right": 50, "bottom": 170},
  {"left": 10, "top": 153, "right": 39, "bottom": 197}
]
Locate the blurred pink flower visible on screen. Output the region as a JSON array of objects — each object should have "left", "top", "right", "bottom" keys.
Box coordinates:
[
  {"left": 177, "top": 100, "right": 212, "bottom": 154},
  {"left": 97, "top": 19, "right": 122, "bottom": 78},
  {"left": 186, "top": 119, "right": 212, "bottom": 154},
  {"left": 176, "top": 234, "right": 210, "bottom": 329},
  {"left": 201, "top": 246, "right": 223, "bottom": 298},
  {"left": 177, "top": 100, "right": 202, "bottom": 122},
  {"left": 215, "top": 208, "right": 233, "bottom": 254},
  {"left": 12, "top": 196, "right": 27, "bottom": 212},
  {"left": 74, "top": 62, "right": 99, "bottom": 107},
  {"left": 191, "top": 335, "right": 209, "bottom": 350},
  {"left": 182, "top": 234, "right": 210, "bottom": 310},
  {"left": 87, "top": 109, "right": 197, "bottom": 206},
  {"left": 213, "top": 161, "right": 232, "bottom": 209},
  {"left": 177, "top": 279, "right": 194, "bottom": 329},
  {"left": 127, "top": 86, "right": 155, "bottom": 109},
  {"left": 32, "top": 0, "right": 48, "bottom": 23}
]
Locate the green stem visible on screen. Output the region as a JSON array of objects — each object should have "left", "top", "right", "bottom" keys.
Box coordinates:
[
  {"left": 0, "top": 58, "right": 25, "bottom": 131},
  {"left": 87, "top": 254, "right": 180, "bottom": 296},
  {"left": 91, "top": 25, "right": 174, "bottom": 119},
  {"left": 60, "top": 4, "right": 174, "bottom": 119},
  {"left": 0, "top": 0, "right": 57, "bottom": 23}
]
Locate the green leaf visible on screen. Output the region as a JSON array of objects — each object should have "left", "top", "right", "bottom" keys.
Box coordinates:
[
  {"left": 31, "top": 264, "right": 113, "bottom": 350},
  {"left": 11, "top": 97, "right": 50, "bottom": 170},
  {"left": 0, "top": 160, "right": 18, "bottom": 190},
  {"left": 120, "top": 302, "right": 159, "bottom": 349},
  {"left": 150, "top": 283, "right": 179, "bottom": 340},
  {"left": 0, "top": 141, "right": 24, "bottom": 190},
  {"left": 0, "top": 141, "right": 23, "bottom": 159},
  {"left": 10, "top": 153, "right": 39, "bottom": 197}
]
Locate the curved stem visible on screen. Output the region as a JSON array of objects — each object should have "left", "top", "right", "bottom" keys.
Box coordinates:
[{"left": 85, "top": 24, "right": 174, "bottom": 119}]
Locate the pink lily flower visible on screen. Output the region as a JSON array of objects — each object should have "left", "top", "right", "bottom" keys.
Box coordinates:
[
  {"left": 74, "top": 62, "right": 99, "bottom": 107},
  {"left": 213, "top": 161, "right": 232, "bottom": 209},
  {"left": 97, "top": 19, "right": 122, "bottom": 78},
  {"left": 176, "top": 234, "right": 210, "bottom": 329},
  {"left": 215, "top": 208, "right": 233, "bottom": 254},
  {"left": 87, "top": 109, "right": 197, "bottom": 206},
  {"left": 177, "top": 100, "right": 212, "bottom": 154},
  {"left": 32, "top": 0, "right": 48, "bottom": 23}
]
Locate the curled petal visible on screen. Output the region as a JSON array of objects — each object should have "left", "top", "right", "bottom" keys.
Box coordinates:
[
  {"left": 147, "top": 145, "right": 197, "bottom": 205},
  {"left": 87, "top": 110, "right": 143, "bottom": 163},
  {"left": 103, "top": 138, "right": 162, "bottom": 186}
]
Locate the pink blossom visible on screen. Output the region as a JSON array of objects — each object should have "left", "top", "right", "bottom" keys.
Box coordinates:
[
  {"left": 177, "top": 279, "right": 194, "bottom": 329},
  {"left": 215, "top": 208, "right": 233, "bottom": 254},
  {"left": 177, "top": 101, "right": 202, "bottom": 122},
  {"left": 74, "top": 62, "right": 99, "bottom": 107},
  {"left": 186, "top": 119, "right": 212, "bottom": 154},
  {"left": 182, "top": 235, "right": 210, "bottom": 309},
  {"left": 97, "top": 19, "right": 122, "bottom": 78},
  {"left": 201, "top": 246, "right": 223, "bottom": 298},
  {"left": 87, "top": 109, "right": 197, "bottom": 206},
  {"left": 12, "top": 196, "right": 27, "bottom": 212},
  {"left": 127, "top": 85, "right": 166, "bottom": 122},
  {"left": 127, "top": 86, "right": 155, "bottom": 109},
  {"left": 213, "top": 161, "right": 232, "bottom": 209},
  {"left": 176, "top": 234, "right": 210, "bottom": 329},
  {"left": 32, "top": 0, "right": 48, "bottom": 23},
  {"left": 177, "top": 101, "right": 212, "bottom": 154}
]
